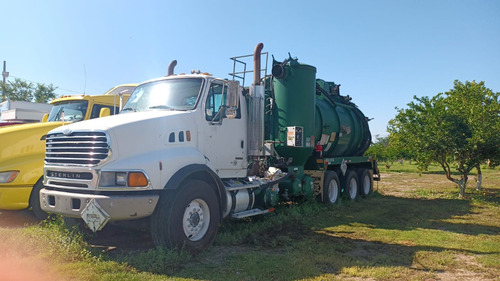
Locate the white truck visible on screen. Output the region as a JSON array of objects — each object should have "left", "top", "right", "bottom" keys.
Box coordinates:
[{"left": 40, "top": 44, "right": 378, "bottom": 253}]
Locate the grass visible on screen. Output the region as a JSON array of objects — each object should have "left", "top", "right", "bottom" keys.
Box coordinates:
[{"left": 1, "top": 165, "right": 499, "bottom": 280}]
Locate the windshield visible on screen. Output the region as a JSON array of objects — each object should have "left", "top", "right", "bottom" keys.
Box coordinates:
[
  {"left": 121, "top": 78, "right": 203, "bottom": 113},
  {"left": 47, "top": 101, "right": 88, "bottom": 122}
]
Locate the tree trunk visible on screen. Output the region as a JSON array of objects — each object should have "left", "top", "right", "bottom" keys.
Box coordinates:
[
  {"left": 439, "top": 160, "right": 468, "bottom": 198},
  {"left": 450, "top": 177, "right": 467, "bottom": 198},
  {"left": 476, "top": 164, "right": 482, "bottom": 190},
  {"left": 458, "top": 178, "right": 467, "bottom": 198}
]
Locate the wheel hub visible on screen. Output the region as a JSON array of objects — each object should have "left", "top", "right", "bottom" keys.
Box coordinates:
[
  {"left": 183, "top": 199, "right": 210, "bottom": 241},
  {"left": 189, "top": 211, "right": 200, "bottom": 227}
]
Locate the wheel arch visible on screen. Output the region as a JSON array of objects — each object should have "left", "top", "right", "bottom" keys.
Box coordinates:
[{"left": 164, "top": 164, "right": 226, "bottom": 218}]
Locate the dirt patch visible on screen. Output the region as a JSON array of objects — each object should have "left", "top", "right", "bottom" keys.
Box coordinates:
[
  {"left": 0, "top": 210, "right": 39, "bottom": 228},
  {"left": 433, "top": 254, "right": 490, "bottom": 281}
]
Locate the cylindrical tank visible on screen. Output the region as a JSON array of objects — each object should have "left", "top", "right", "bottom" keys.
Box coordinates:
[
  {"left": 269, "top": 59, "right": 371, "bottom": 163},
  {"left": 314, "top": 79, "right": 371, "bottom": 157},
  {"left": 272, "top": 57, "right": 317, "bottom": 166}
]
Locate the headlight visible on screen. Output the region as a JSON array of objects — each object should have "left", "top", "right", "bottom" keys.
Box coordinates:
[
  {"left": 115, "top": 172, "right": 127, "bottom": 186},
  {"left": 0, "top": 171, "right": 20, "bottom": 183},
  {"left": 99, "top": 171, "right": 149, "bottom": 188}
]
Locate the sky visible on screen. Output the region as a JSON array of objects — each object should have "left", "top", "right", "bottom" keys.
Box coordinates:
[{"left": 1, "top": 0, "right": 499, "bottom": 138}]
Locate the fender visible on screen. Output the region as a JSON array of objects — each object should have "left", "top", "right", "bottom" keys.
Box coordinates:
[{"left": 164, "top": 164, "right": 227, "bottom": 218}]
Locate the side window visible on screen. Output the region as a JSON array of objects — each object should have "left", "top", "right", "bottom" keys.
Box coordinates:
[
  {"left": 91, "top": 104, "right": 120, "bottom": 119},
  {"left": 205, "top": 83, "right": 226, "bottom": 122},
  {"left": 205, "top": 82, "right": 241, "bottom": 122}
]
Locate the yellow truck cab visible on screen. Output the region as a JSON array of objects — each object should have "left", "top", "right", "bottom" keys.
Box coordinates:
[{"left": 0, "top": 84, "right": 136, "bottom": 219}]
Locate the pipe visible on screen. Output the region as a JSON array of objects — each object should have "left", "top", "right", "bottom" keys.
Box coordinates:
[
  {"left": 253, "top": 43, "right": 264, "bottom": 85},
  {"left": 167, "top": 60, "right": 177, "bottom": 76}
]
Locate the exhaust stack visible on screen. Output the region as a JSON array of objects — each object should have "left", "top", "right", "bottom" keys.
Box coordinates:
[
  {"left": 167, "top": 60, "right": 177, "bottom": 76},
  {"left": 248, "top": 43, "right": 265, "bottom": 162}
]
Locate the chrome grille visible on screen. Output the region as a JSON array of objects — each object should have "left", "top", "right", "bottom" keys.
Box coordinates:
[{"left": 45, "top": 131, "right": 110, "bottom": 166}]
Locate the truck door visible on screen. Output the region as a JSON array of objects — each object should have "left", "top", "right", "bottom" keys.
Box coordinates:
[{"left": 201, "top": 81, "right": 247, "bottom": 178}]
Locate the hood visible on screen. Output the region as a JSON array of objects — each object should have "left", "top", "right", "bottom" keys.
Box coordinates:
[
  {"left": 0, "top": 121, "right": 64, "bottom": 135},
  {"left": 50, "top": 110, "right": 190, "bottom": 134},
  {"left": 0, "top": 121, "right": 64, "bottom": 167}
]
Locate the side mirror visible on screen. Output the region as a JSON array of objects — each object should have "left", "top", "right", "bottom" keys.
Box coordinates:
[
  {"left": 41, "top": 114, "right": 49, "bottom": 123},
  {"left": 99, "top": 108, "right": 110, "bottom": 118},
  {"left": 226, "top": 81, "right": 239, "bottom": 108},
  {"left": 225, "top": 81, "right": 239, "bottom": 119}
]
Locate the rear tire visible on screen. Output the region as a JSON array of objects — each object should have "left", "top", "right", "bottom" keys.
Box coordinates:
[
  {"left": 150, "top": 180, "right": 220, "bottom": 253},
  {"left": 322, "top": 171, "right": 340, "bottom": 204},
  {"left": 358, "top": 169, "right": 373, "bottom": 197},
  {"left": 342, "top": 170, "right": 359, "bottom": 200}
]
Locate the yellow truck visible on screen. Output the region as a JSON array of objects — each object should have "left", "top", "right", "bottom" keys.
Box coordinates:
[{"left": 0, "top": 84, "right": 136, "bottom": 219}]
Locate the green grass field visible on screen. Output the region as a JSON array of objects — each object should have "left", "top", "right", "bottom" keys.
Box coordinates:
[{"left": 1, "top": 164, "right": 499, "bottom": 280}]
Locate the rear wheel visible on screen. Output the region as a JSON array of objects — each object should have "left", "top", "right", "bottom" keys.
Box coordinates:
[
  {"left": 358, "top": 169, "right": 373, "bottom": 197},
  {"left": 342, "top": 170, "right": 359, "bottom": 200},
  {"left": 322, "top": 171, "right": 340, "bottom": 204},
  {"left": 151, "top": 180, "right": 220, "bottom": 253}
]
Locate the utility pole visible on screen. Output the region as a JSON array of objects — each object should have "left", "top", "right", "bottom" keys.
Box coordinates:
[{"left": 2, "top": 61, "right": 9, "bottom": 101}]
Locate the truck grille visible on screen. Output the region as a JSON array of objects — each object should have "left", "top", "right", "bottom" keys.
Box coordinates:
[{"left": 45, "top": 131, "right": 110, "bottom": 166}]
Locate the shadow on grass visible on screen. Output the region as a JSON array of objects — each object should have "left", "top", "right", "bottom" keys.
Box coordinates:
[
  {"left": 341, "top": 192, "right": 500, "bottom": 236},
  {"left": 65, "top": 190, "right": 500, "bottom": 280},
  {"left": 0, "top": 209, "right": 39, "bottom": 228}
]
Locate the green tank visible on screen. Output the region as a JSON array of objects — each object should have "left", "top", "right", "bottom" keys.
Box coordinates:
[
  {"left": 314, "top": 79, "right": 371, "bottom": 157},
  {"left": 271, "top": 56, "right": 317, "bottom": 167},
  {"left": 269, "top": 57, "right": 371, "bottom": 167}
]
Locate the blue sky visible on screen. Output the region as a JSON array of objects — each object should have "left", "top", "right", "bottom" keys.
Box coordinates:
[{"left": 1, "top": 0, "right": 499, "bottom": 138}]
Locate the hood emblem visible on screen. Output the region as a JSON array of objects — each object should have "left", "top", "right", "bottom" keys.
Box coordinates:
[{"left": 63, "top": 129, "right": 72, "bottom": 136}]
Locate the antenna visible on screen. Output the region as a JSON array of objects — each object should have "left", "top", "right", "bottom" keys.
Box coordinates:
[{"left": 83, "top": 64, "right": 87, "bottom": 95}]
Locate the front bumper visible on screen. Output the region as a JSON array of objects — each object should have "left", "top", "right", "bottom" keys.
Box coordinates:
[
  {"left": 0, "top": 186, "right": 32, "bottom": 210},
  {"left": 40, "top": 188, "right": 159, "bottom": 221}
]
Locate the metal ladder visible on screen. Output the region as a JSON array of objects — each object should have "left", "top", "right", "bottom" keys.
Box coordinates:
[{"left": 228, "top": 52, "right": 269, "bottom": 87}]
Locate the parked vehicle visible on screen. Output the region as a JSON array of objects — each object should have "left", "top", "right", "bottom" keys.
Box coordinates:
[
  {"left": 0, "top": 84, "right": 136, "bottom": 219},
  {"left": 40, "top": 44, "right": 379, "bottom": 252}
]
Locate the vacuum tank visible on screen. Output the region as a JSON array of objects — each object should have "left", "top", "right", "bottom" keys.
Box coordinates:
[{"left": 269, "top": 57, "right": 371, "bottom": 165}]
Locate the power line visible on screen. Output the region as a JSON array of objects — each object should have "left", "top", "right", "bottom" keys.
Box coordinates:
[{"left": 8, "top": 75, "right": 83, "bottom": 94}]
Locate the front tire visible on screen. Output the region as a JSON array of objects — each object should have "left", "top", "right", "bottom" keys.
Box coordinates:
[
  {"left": 29, "top": 179, "right": 49, "bottom": 221},
  {"left": 151, "top": 180, "right": 220, "bottom": 253}
]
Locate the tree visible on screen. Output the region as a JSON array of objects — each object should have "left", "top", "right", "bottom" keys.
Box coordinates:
[
  {"left": 1, "top": 78, "right": 57, "bottom": 103},
  {"left": 388, "top": 80, "right": 500, "bottom": 198},
  {"left": 365, "top": 135, "right": 399, "bottom": 165},
  {"left": 1, "top": 78, "right": 34, "bottom": 101},
  {"left": 34, "top": 83, "right": 57, "bottom": 103}
]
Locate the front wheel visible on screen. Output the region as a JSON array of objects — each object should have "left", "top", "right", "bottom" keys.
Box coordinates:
[
  {"left": 150, "top": 180, "right": 220, "bottom": 253},
  {"left": 29, "top": 179, "right": 49, "bottom": 221}
]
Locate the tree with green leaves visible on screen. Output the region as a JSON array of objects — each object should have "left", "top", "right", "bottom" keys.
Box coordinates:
[
  {"left": 364, "top": 135, "right": 399, "bottom": 165},
  {"left": 388, "top": 80, "right": 500, "bottom": 198},
  {"left": 1, "top": 78, "right": 57, "bottom": 103}
]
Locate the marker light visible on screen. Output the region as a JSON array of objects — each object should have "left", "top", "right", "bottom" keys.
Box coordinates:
[
  {"left": 0, "top": 171, "right": 20, "bottom": 183},
  {"left": 128, "top": 172, "right": 148, "bottom": 187}
]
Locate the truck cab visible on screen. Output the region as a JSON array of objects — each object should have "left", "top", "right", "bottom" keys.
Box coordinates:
[{"left": 0, "top": 84, "right": 136, "bottom": 219}]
